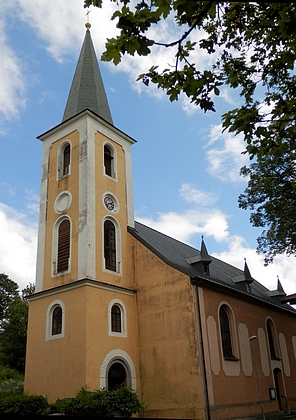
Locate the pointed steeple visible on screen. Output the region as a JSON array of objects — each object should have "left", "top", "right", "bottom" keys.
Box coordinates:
[
  {"left": 269, "top": 276, "right": 287, "bottom": 298},
  {"left": 233, "top": 259, "right": 254, "bottom": 284},
  {"left": 62, "top": 23, "right": 113, "bottom": 124},
  {"left": 186, "top": 236, "right": 212, "bottom": 275},
  {"left": 243, "top": 259, "right": 254, "bottom": 284}
]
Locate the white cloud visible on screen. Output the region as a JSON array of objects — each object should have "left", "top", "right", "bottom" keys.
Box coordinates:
[
  {"left": 137, "top": 208, "right": 229, "bottom": 245},
  {"left": 205, "top": 124, "right": 248, "bottom": 182},
  {"left": 0, "top": 16, "right": 26, "bottom": 122},
  {"left": 213, "top": 236, "right": 296, "bottom": 297},
  {"left": 179, "top": 183, "right": 218, "bottom": 206},
  {"left": 0, "top": 203, "right": 37, "bottom": 291}
]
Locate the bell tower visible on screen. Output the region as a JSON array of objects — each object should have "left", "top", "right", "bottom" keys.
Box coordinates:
[{"left": 25, "top": 24, "right": 138, "bottom": 401}]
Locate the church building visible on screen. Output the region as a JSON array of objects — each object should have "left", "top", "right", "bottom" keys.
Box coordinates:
[{"left": 24, "top": 24, "right": 296, "bottom": 420}]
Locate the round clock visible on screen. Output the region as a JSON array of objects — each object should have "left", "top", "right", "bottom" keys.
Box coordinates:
[{"left": 104, "top": 196, "right": 115, "bottom": 211}]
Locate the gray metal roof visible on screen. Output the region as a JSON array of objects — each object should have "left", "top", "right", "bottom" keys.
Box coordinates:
[
  {"left": 62, "top": 26, "right": 113, "bottom": 124},
  {"left": 129, "top": 221, "right": 296, "bottom": 315}
]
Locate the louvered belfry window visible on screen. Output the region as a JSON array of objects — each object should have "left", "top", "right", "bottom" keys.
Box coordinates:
[
  {"left": 52, "top": 306, "right": 62, "bottom": 335},
  {"left": 63, "top": 144, "right": 70, "bottom": 175},
  {"left": 57, "top": 219, "right": 70, "bottom": 273},
  {"left": 104, "top": 220, "right": 116, "bottom": 271},
  {"left": 104, "top": 145, "right": 113, "bottom": 177},
  {"left": 111, "top": 304, "right": 121, "bottom": 332}
]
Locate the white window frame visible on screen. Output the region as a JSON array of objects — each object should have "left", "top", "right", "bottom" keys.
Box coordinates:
[
  {"left": 57, "top": 140, "right": 72, "bottom": 180},
  {"left": 108, "top": 299, "right": 127, "bottom": 338},
  {"left": 100, "top": 349, "right": 136, "bottom": 389},
  {"left": 46, "top": 299, "right": 65, "bottom": 340},
  {"left": 103, "top": 142, "right": 117, "bottom": 180},
  {"left": 52, "top": 216, "right": 72, "bottom": 277},
  {"left": 102, "top": 216, "right": 121, "bottom": 275}
]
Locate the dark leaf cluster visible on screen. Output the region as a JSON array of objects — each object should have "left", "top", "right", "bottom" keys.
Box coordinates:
[{"left": 84, "top": 1, "right": 296, "bottom": 262}]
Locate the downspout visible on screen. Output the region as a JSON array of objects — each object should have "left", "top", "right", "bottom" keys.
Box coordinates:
[{"left": 194, "top": 282, "right": 211, "bottom": 420}]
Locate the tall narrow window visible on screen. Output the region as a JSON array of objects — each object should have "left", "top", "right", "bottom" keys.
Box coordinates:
[
  {"left": 104, "top": 220, "right": 116, "bottom": 271},
  {"left": 104, "top": 145, "right": 113, "bottom": 177},
  {"left": 111, "top": 305, "right": 121, "bottom": 332},
  {"left": 219, "top": 306, "right": 234, "bottom": 359},
  {"left": 57, "top": 219, "right": 70, "bottom": 273},
  {"left": 267, "top": 319, "right": 280, "bottom": 359},
  {"left": 52, "top": 306, "right": 62, "bottom": 335},
  {"left": 46, "top": 300, "right": 65, "bottom": 340},
  {"left": 63, "top": 144, "right": 70, "bottom": 175}
]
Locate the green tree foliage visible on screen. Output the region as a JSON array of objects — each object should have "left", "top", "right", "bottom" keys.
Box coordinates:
[
  {"left": 84, "top": 1, "right": 296, "bottom": 263},
  {"left": 0, "top": 274, "right": 35, "bottom": 373},
  {"left": 0, "top": 274, "right": 19, "bottom": 330},
  {"left": 0, "top": 299, "right": 28, "bottom": 372}
]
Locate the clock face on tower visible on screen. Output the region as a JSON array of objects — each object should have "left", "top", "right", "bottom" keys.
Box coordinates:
[{"left": 104, "top": 196, "right": 115, "bottom": 211}]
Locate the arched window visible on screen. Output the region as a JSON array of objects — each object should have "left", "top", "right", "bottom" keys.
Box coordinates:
[
  {"left": 100, "top": 350, "right": 136, "bottom": 389},
  {"left": 57, "top": 218, "right": 70, "bottom": 273},
  {"left": 57, "top": 142, "right": 71, "bottom": 179},
  {"left": 46, "top": 300, "right": 65, "bottom": 340},
  {"left": 111, "top": 305, "right": 121, "bottom": 333},
  {"left": 219, "top": 305, "right": 237, "bottom": 360},
  {"left": 267, "top": 318, "right": 280, "bottom": 359},
  {"left": 108, "top": 362, "right": 127, "bottom": 389},
  {"left": 63, "top": 144, "right": 70, "bottom": 176},
  {"left": 104, "top": 145, "right": 113, "bottom": 177},
  {"left": 52, "top": 306, "right": 62, "bottom": 335},
  {"left": 104, "top": 220, "right": 116, "bottom": 271},
  {"left": 108, "top": 300, "right": 127, "bottom": 337}
]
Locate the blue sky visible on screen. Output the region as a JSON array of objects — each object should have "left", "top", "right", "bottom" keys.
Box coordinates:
[{"left": 0, "top": 0, "right": 295, "bottom": 298}]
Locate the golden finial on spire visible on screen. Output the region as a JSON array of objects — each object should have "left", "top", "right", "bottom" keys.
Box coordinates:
[{"left": 85, "top": 9, "right": 91, "bottom": 29}]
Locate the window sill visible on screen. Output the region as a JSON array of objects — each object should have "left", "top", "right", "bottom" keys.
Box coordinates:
[
  {"left": 271, "top": 356, "right": 281, "bottom": 361},
  {"left": 223, "top": 356, "right": 239, "bottom": 362}
]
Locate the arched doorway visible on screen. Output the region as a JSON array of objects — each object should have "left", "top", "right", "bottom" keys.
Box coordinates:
[
  {"left": 100, "top": 349, "right": 136, "bottom": 389},
  {"left": 273, "top": 368, "right": 286, "bottom": 411},
  {"left": 108, "top": 362, "right": 127, "bottom": 389}
]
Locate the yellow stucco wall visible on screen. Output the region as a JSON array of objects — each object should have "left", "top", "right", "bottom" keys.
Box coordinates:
[
  {"left": 43, "top": 131, "right": 80, "bottom": 290},
  {"left": 127, "top": 234, "right": 206, "bottom": 420},
  {"left": 24, "top": 282, "right": 139, "bottom": 402},
  {"left": 200, "top": 286, "right": 296, "bottom": 419}
]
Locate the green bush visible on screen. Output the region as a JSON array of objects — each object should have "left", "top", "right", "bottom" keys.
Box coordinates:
[
  {"left": 0, "top": 378, "right": 24, "bottom": 397},
  {"left": 49, "top": 385, "right": 145, "bottom": 417},
  {"left": 108, "top": 385, "right": 145, "bottom": 417},
  {"left": 0, "top": 393, "right": 49, "bottom": 415}
]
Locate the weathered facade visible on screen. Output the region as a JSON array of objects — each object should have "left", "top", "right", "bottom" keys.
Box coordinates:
[{"left": 24, "top": 25, "right": 296, "bottom": 419}]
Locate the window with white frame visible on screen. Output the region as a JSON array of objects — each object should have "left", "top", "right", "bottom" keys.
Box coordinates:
[
  {"left": 57, "top": 141, "right": 71, "bottom": 179},
  {"left": 103, "top": 217, "right": 121, "bottom": 274},
  {"left": 52, "top": 216, "right": 71, "bottom": 276},
  {"left": 103, "top": 143, "right": 116, "bottom": 179},
  {"left": 46, "top": 300, "right": 65, "bottom": 340},
  {"left": 108, "top": 299, "right": 127, "bottom": 337}
]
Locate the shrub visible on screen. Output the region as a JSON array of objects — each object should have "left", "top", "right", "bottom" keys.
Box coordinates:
[
  {"left": 0, "top": 393, "right": 49, "bottom": 415},
  {"left": 49, "top": 385, "right": 145, "bottom": 417},
  {"left": 108, "top": 385, "right": 145, "bottom": 417},
  {"left": 0, "top": 378, "right": 24, "bottom": 397}
]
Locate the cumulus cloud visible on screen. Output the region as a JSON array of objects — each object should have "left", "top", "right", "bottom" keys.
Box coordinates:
[
  {"left": 0, "top": 202, "right": 37, "bottom": 291},
  {"left": 0, "top": 15, "right": 26, "bottom": 122},
  {"left": 179, "top": 183, "right": 219, "bottom": 206},
  {"left": 137, "top": 183, "right": 229, "bottom": 244},
  {"left": 213, "top": 236, "right": 296, "bottom": 297},
  {"left": 205, "top": 124, "right": 248, "bottom": 182},
  {"left": 138, "top": 207, "right": 229, "bottom": 245}
]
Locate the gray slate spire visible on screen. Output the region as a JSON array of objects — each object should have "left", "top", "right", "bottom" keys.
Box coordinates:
[{"left": 62, "top": 24, "right": 113, "bottom": 124}]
